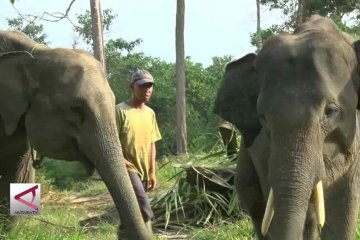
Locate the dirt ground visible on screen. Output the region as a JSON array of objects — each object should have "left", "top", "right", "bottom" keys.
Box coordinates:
[{"left": 43, "top": 190, "right": 190, "bottom": 239}]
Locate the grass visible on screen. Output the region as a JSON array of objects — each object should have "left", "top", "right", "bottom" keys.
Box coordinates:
[
  {"left": 0, "top": 148, "right": 248, "bottom": 239},
  {"left": 191, "top": 218, "right": 255, "bottom": 240},
  {"left": 3, "top": 206, "right": 117, "bottom": 240},
  {"left": 5, "top": 148, "right": 360, "bottom": 239}
]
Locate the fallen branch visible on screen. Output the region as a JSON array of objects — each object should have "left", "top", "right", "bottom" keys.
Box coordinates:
[{"left": 33, "top": 217, "right": 75, "bottom": 229}]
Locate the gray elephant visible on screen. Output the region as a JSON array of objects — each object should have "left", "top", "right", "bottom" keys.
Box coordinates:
[
  {"left": 214, "top": 15, "right": 360, "bottom": 240},
  {"left": 0, "top": 30, "right": 151, "bottom": 240}
]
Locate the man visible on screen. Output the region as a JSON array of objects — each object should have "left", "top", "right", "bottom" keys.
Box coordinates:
[{"left": 115, "top": 69, "right": 161, "bottom": 223}]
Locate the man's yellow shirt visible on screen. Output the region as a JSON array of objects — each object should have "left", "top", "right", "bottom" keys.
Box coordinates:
[{"left": 116, "top": 101, "right": 161, "bottom": 181}]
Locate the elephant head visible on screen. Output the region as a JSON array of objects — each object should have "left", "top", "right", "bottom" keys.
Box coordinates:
[
  {"left": 215, "top": 15, "right": 360, "bottom": 239},
  {"left": 0, "top": 30, "right": 151, "bottom": 239}
]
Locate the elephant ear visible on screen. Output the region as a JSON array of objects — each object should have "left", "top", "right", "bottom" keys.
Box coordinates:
[
  {"left": 354, "top": 40, "right": 360, "bottom": 110},
  {"left": 0, "top": 51, "right": 33, "bottom": 136},
  {"left": 214, "top": 53, "right": 261, "bottom": 147}
]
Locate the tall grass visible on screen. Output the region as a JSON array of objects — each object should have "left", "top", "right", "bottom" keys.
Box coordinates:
[{"left": 1, "top": 201, "right": 117, "bottom": 239}]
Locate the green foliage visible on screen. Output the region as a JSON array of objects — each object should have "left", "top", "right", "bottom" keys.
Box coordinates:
[
  {"left": 310, "top": 0, "right": 359, "bottom": 17},
  {"left": 36, "top": 158, "right": 89, "bottom": 189},
  {"left": 261, "top": 0, "right": 360, "bottom": 17},
  {"left": 261, "top": 0, "right": 298, "bottom": 29},
  {"left": 106, "top": 38, "right": 143, "bottom": 54},
  {"left": 6, "top": 17, "right": 48, "bottom": 44},
  {"left": 331, "top": 15, "right": 353, "bottom": 32},
  {"left": 250, "top": 26, "right": 283, "bottom": 48},
  {"left": 331, "top": 15, "right": 360, "bottom": 37},
  {"left": 256, "top": 0, "right": 360, "bottom": 39},
  {"left": 251, "top": 1, "right": 360, "bottom": 48},
  {"left": 74, "top": 9, "right": 117, "bottom": 45}
]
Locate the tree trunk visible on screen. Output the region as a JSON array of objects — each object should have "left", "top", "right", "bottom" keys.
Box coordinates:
[
  {"left": 303, "top": 0, "right": 310, "bottom": 22},
  {"left": 296, "top": 0, "right": 310, "bottom": 27},
  {"left": 296, "top": 0, "right": 304, "bottom": 27},
  {"left": 90, "top": 0, "right": 106, "bottom": 73},
  {"left": 256, "top": 0, "right": 261, "bottom": 52},
  {"left": 175, "top": 0, "right": 187, "bottom": 155}
]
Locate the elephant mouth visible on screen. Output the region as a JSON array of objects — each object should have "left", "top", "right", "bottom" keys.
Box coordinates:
[{"left": 261, "top": 181, "right": 325, "bottom": 236}]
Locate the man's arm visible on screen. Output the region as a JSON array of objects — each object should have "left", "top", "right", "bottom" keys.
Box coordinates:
[{"left": 148, "top": 142, "right": 157, "bottom": 191}]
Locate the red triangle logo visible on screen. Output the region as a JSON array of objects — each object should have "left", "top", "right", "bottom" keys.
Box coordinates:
[{"left": 14, "top": 185, "right": 39, "bottom": 210}]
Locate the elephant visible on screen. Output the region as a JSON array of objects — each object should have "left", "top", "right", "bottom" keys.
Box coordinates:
[
  {"left": 214, "top": 15, "right": 360, "bottom": 240},
  {"left": 0, "top": 30, "right": 152, "bottom": 240}
]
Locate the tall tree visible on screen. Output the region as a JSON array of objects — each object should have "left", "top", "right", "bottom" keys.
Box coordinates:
[
  {"left": 74, "top": 9, "right": 117, "bottom": 46},
  {"left": 256, "top": 0, "right": 261, "bottom": 52},
  {"left": 175, "top": 0, "right": 187, "bottom": 155},
  {"left": 90, "top": 0, "right": 106, "bottom": 72},
  {"left": 296, "top": 0, "right": 310, "bottom": 26}
]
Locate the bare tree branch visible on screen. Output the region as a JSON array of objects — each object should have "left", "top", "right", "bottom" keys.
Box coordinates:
[{"left": 11, "top": 0, "right": 77, "bottom": 27}]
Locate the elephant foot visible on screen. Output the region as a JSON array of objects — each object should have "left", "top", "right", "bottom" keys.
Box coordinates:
[{"left": 117, "top": 221, "right": 152, "bottom": 240}]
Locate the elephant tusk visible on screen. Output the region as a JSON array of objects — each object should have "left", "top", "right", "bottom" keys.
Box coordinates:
[
  {"left": 261, "top": 188, "right": 274, "bottom": 236},
  {"left": 313, "top": 181, "right": 325, "bottom": 227}
]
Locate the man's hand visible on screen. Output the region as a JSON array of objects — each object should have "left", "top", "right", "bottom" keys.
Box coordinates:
[{"left": 148, "top": 172, "right": 157, "bottom": 191}]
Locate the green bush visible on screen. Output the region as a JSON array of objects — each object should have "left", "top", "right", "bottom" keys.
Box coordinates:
[{"left": 36, "top": 158, "right": 89, "bottom": 189}]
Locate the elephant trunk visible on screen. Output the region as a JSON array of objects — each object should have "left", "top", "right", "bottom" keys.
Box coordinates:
[
  {"left": 265, "top": 127, "right": 323, "bottom": 239},
  {"left": 81, "top": 116, "right": 152, "bottom": 240}
]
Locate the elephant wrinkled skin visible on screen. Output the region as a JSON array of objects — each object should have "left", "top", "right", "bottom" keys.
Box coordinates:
[
  {"left": 0, "top": 31, "right": 152, "bottom": 239},
  {"left": 215, "top": 15, "right": 360, "bottom": 240}
]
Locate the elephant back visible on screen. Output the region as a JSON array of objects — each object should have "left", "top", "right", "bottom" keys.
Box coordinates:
[{"left": 0, "top": 30, "right": 42, "bottom": 54}]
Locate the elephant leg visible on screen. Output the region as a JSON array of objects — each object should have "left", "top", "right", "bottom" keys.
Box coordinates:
[
  {"left": 0, "top": 150, "right": 34, "bottom": 236},
  {"left": 0, "top": 119, "right": 34, "bottom": 226},
  {"left": 321, "top": 176, "right": 360, "bottom": 240},
  {"left": 81, "top": 160, "right": 95, "bottom": 177},
  {"left": 236, "top": 145, "right": 269, "bottom": 240},
  {"left": 0, "top": 149, "right": 34, "bottom": 216}
]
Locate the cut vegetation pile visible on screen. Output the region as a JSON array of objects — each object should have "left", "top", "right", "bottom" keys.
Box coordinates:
[{"left": 151, "top": 152, "right": 244, "bottom": 230}]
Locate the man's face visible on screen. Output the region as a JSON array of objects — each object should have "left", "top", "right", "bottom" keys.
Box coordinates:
[{"left": 132, "top": 82, "right": 154, "bottom": 102}]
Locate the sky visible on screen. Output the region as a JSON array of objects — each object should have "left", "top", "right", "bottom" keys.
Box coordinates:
[{"left": 0, "top": 0, "right": 283, "bottom": 66}]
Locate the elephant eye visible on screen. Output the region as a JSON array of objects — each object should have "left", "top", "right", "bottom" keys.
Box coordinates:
[
  {"left": 69, "top": 105, "right": 86, "bottom": 125},
  {"left": 324, "top": 103, "right": 339, "bottom": 119}
]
